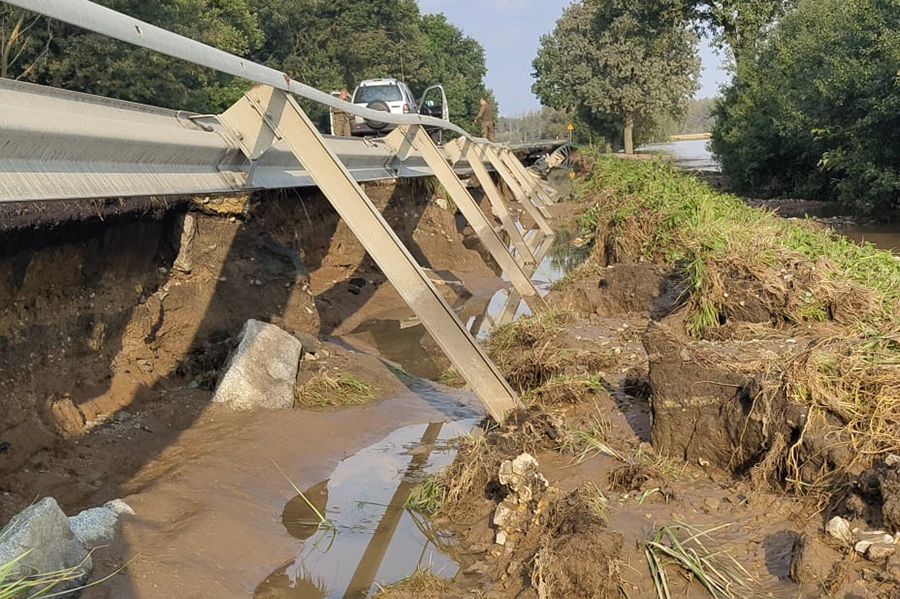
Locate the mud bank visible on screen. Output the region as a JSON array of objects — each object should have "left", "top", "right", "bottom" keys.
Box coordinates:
[
  {"left": 0, "top": 177, "right": 497, "bottom": 525},
  {"left": 381, "top": 157, "right": 900, "bottom": 599}
]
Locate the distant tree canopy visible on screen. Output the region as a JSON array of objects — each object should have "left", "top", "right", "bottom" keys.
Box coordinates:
[
  {"left": 532, "top": 0, "right": 700, "bottom": 153},
  {"left": 0, "top": 1, "right": 493, "bottom": 134},
  {"left": 711, "top": 0, "right": 900, "bottom": 215}
]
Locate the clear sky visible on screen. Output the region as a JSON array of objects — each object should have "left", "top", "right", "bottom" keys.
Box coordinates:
[{"left": 418, "top": 0, "right": 730, "bottom": 116}]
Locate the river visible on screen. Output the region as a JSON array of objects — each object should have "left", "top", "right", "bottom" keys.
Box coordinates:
[{"left": 639, "top": 139, "right": 900, "bottom": 254}]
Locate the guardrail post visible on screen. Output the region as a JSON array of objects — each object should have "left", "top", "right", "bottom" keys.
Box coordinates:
[
  {"left": 445, "top": 138, "right": 535, "bottom": 267},
  {"left": 493, "top": 232, "right": 556, "bottom": 328},
  {"left": 483, "top": 145, "right": 554, "bottom": 237},
  {"left": 386, "top": 126, "right": 546, "bottom": 311},
  {"left": 219, "top": 86, "right": 520, "bottom": 422},
  {"left": 499, "top": 149, "right": 555, "bottom": 209}
]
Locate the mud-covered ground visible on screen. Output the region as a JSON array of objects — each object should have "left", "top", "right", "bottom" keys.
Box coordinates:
[{"left": 3, "top": 163, "right": 898, "bottom": 599}]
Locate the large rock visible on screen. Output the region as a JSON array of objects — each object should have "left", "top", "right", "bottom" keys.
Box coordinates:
[
  {"left": 0, "top": 498, "right": 91, "bottom": 593},
  {"left": 212, "top": 319, "right": 302, "bottom": 410},
  {"left": 69, "top": 499, "right": 134, "bottom": 547}
]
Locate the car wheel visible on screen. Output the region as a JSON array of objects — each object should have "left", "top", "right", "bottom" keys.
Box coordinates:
[{"left": 364, "top": 100, "right": 391, "bottom": 130}]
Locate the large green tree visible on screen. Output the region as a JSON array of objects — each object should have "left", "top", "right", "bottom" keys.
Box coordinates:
[
  {"left": 1, "top": 1, "right": 494, "bottom": 134},
  {"left": 712, "top": 0, "right": 900, "bottom": 215},
  {"left": 533, "top": 0, "right": 700, "bottom": 153}
]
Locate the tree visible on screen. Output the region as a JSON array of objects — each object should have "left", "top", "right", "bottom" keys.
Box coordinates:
[
  {"left": 712, "top": 0, "right": 900, "bottom": 215},
  {"left": 1, "top": 6, "right": 51, "bottom": 80},
  {"left": 417, "top": 14, "right": 493, "bottom": 135},
  {"left": 533, "top": 0, "right": 700, "bottom": 153}
]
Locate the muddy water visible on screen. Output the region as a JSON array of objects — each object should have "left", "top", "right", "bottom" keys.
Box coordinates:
[
  {"left": 255, "top": 418, "right": 476, "bottom": 599},
  {"left": 345, "top": 231, "right": 590, "bottom": 379}
]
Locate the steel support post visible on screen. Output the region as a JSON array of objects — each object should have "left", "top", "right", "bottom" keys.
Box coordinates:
[
  {"left": 387, "top": 126, "right": 545, "bottom": 311},
  {"left": 219, "top": 86, "right": 520, "bottom": 421},
  {"left": 494, "top": 232, "right": 557, "bottom": 328},
  {"left": 445, "top": 138, "right": 535, "bottom": 267},
  {"left": 483, "top": 145, "right": 554, "bottom": 237},
  {"left": 499, "top": 149, "right": 554, "bottom": 211}
]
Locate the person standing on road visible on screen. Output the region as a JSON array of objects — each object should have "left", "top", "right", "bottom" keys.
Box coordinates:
[
  {"left": 476, "top": 97, "right": 494, "bottom": 142},
  {"left": 332, "top": 88, "right": 352, "bottom": 137}
]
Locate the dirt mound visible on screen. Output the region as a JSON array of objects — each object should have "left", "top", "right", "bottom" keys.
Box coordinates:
[
  {"left": 643, "top": 320, "right": 895, "bottom": 493},
  {"left": 439, "top": 406, "right": 562, "bottom": 523},
  {"left": 550, "top": 263, "right": 667, "bottom": 318},
  {"left": 532, "top": 487, "right": 625, "bottom": 599},
  {"left": 487, "top": 308, "right": 613, "bottom": 394}
]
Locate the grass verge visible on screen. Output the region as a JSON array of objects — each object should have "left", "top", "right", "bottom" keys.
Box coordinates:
[{"left": 572, "top": 154, "right": 900, "bottom": 337}]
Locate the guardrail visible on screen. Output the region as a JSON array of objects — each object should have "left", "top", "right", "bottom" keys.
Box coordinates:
[
  {"left": 0, "top": 79, "right": 480, "bottom": 202},
  {"left": 0, "top": 0, "right": 565, "bottom": 422}
]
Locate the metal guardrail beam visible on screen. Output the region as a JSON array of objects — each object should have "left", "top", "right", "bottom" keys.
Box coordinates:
[
  {"left": 0, "top": 79, "right": 475, "bottom": 202},
  {"left": 4, "top": 0, "right": 485, "bottom": 141}
]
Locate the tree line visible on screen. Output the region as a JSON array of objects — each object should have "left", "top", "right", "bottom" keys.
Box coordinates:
[
  {"left": 534, "top": 0, "right": 898, "bottom": 215},
  {"left": 0, "top": 0, "right": 494, "bottom": 135}
]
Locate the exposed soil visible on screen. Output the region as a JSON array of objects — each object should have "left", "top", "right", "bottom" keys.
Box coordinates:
[
  {"left": 4, "top": 166, "right": 897, "bottom": 599},
  {"left": 0, "top": 178, "right": 495, "bottom": 525}
]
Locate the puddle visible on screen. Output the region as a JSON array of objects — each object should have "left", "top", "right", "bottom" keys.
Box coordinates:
[
  {"left": 345, "top": 230, "right": 590, "bottom": 379},
  {"left": 254, "top": 418, "right": 478, "bottom": 598}
]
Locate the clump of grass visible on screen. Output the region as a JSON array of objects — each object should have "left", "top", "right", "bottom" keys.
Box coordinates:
[
  {"left": 0, "top": 553, "right": 87, "bottom": 599},
  {"left": 487, "top": 307, "right": 612, "bottom": 393},
  {"left": 524, "top": 373, "right": 605, "bottom": 406},
  {"left": 404, "top": 473, "right": 446, "bottom": 515},
  {"left": 437, "top": 367, "right": 465, "bottom": 388},
  {"left": 294, "top": 373, "right": 374, "bottom": 409},
  {"left": 643, "top": 523, "right": 757, "bottom": 599},
  {"left": 374, "top": 566, "right": 456, "bottom": 598},
  {"left": 0, "top": 549, "right": 128, "bottom": 598},
  {"left": 558, "top": 412, "right": 628, "bottom": 464},
  {"left": 571, "top": 154, "right": 900, "bottom": 337}
]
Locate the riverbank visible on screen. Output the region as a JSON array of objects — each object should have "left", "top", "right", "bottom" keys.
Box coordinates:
[{"left": 393, "top": 155, "right": 900, "bottom": 598}]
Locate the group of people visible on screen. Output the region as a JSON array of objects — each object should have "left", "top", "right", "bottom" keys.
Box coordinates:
[{"left": 330, "top": 91, "right": 495, "bottom": 142}]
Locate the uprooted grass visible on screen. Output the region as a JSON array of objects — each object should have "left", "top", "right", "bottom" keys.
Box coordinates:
[
  {"left": 437, "top": 407, "right": 563, "bottom": 522},
  {"left": 294, "top": 373, "right": 374, "bottom": 409},
  {"left": 374, "top": 567, "right": 459, "bottom": 599},
  {"left": 643, "top": 522, "right": 760, "bottom": 599},
  {"left": 488, "top": 306, "right": 613, "bottom": 393},
  {"left": 571, "top": 154, "right": 900, "bottom": 337},
  {"left": 760, "top": 325, "right": 900, "bottom": 492}
]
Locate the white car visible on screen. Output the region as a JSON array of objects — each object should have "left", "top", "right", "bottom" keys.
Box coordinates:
[{"left": 350, "top": 78, "right": 448, "bottom": 139}]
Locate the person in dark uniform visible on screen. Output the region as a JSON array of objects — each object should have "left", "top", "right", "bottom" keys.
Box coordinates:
[
  {"left": 332, "top": 88, "right": 352, "bottom": 137},
  {"left": 476, "top": 97, "right": 494, "bottom": 141}
]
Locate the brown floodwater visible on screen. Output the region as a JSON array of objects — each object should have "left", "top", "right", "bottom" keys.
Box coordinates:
[
  {"left": 254, "top": 417, "right": 476, "bottom": 599},
  {"left": 839, "top": 224, "right": 900, "bottom": 254}
]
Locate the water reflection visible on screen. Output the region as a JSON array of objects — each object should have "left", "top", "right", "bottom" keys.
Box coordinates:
[
  {"left": 638, "top": 138, "right": 720, "bottom": 172},
  {"left": 344, "top": 229, "right": 587, "bottom": 379},
  {"left": 254, "top": 419, "right": 476, "bottom": 599}
]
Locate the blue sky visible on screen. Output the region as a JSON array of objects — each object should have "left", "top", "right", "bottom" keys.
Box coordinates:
[{"left": 418, "top": 0, "right": 730, "bottom": 116}]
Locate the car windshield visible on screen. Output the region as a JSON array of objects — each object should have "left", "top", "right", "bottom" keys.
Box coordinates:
[{"left": 353, "top": 84, "right": 403, "bottom": 104}]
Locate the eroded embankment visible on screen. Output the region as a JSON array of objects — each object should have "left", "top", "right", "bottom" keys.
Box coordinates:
[
  {"left": 0, "top": 178, "right": 496, "bottom": 526},
  {"left": 392, "top": 156, "right": 900, "bottom": 599}
]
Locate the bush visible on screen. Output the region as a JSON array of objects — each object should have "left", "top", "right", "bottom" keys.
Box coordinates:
[{"left": 711, "top": 0, "right": 900, "bottom": 216}]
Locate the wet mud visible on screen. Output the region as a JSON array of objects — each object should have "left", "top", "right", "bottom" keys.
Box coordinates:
[{"left": 5, "top": 161, "right": 899, "bottom": 599}]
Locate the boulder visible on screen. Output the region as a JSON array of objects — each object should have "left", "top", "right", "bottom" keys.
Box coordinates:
[
  {"left": 69, "top": 499, "right": 134, "bottom": 547},
  {"left": 212, "top": 320, "right": 302, "bottom": 411},
  {"left": 0, "top": 498, "right": 91, "bottom": 594}
]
